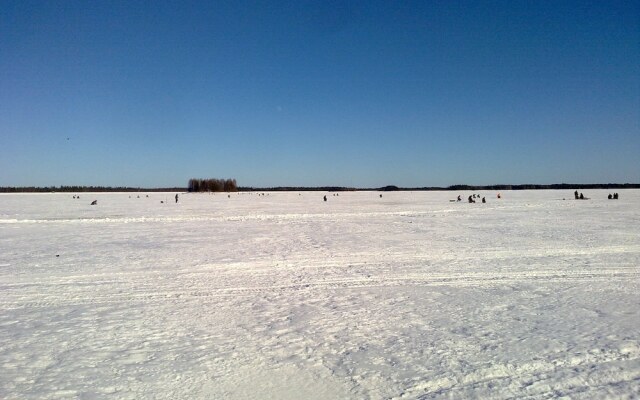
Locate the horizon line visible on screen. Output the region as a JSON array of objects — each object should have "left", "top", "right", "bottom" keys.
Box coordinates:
[{"left": 1, "top": 183, "right": 639, "bottom": 193}]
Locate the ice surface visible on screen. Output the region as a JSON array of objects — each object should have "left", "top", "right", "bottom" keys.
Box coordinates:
[{"left": 1, "top": 190, "right": 639, "bottom": 399}]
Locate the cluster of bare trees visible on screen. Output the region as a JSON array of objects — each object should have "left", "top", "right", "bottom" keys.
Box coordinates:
[{"left": 187, "top": 178, "right": 237, "bottom": 192}]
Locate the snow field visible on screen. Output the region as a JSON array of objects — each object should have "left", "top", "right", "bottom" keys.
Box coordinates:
[{"left": 0, "top": 190, "right": 639, "bottom": 399}]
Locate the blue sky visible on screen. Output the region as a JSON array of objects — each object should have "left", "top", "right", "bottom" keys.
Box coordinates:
[{"left": 1, "top": 0, "right": 638, "bottom": 188}]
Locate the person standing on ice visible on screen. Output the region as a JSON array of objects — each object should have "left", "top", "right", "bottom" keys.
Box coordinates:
[
  {"left": 175, "top": 194, "right": 179, "bottom": 203},
  {"left": 468, "top": 195, "right": 475, "bottom": 203},
  {"left": 574, "top": 190, "right": 579, "bottom": 200}
]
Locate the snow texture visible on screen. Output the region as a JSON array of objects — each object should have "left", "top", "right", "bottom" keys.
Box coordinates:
[{"left": 1, "top": 190, "right": 639, "bottom": 399}]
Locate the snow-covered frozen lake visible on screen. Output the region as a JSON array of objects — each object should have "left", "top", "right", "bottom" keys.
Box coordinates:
[{"left": 1, "top": 190, "right": 639, "bottom": 399}]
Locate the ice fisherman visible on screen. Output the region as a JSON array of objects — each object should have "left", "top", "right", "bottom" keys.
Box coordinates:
[{"left": 175, "top": 194, "right": 179, "bottom": 203}]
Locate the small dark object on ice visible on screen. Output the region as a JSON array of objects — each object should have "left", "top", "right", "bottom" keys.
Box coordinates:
[
  {"left": 56, "top": 254, "right": 59, "bottom": 257},
  {"left": 323, "top": 195, "right": 327, "bottom": 202},
  {"left": 482, "top": 197, "right": 486, "bottom": 203},
  {"left": 160, "top": 201, "right": 164, "bottom": 204},
  {"left": 90, "top": 200, "right": 97, "bottom": 205},
  {"left": 468, "top": 195, "right": 475, "bottom": 203},
  {"left": 380, "top": 194, "right": 382, "bottom": 198}
]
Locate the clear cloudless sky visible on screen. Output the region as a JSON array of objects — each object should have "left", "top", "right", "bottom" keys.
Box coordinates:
[{"left": 1, "top": 0, "right": 638, "bottom": 188}]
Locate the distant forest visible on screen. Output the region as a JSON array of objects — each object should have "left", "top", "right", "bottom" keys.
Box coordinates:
[
  {"left": 188, "top": 178, "right": 237, "bottom": 192},
  {"left": 239, "top": 183, "right": 640, "bottom": 192},
  {"left": 0, "top": 186, "right": 184, "bottom": 193},
  {"left": 1, "top": 183, "right": 638, "bottom": 193}
]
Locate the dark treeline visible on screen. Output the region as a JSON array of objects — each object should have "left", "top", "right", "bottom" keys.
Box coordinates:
[
  {"left": 444, "top": 183, "right": 640, "bottom": 191},
  {"left": 241, "top": 183, "right": 640, "bottom": 191},
  {"left": 369, "top": 183, "right": 640, "bottom": 191},
  {"left": 239, "top": 186, "right": 356, "bottom": 192},
  {"left": 3, "top": 183, "right": 638, "bottom": 193},
  {"left": 0, "top": 186, "right": 185, "bottom": 193},
  {"left": 188, "top": 178, "right": 237, "bottom": 192}
]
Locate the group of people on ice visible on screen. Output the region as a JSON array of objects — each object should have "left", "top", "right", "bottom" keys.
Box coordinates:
[
  {"left": 574, "top": 190, "right": 621, "bottom": 200},
  {"left": 455, "top": 194, "right": 490, "bottom": 203},
  {"left": 574, "top": 191, "right": 587, "bottom": 200}
]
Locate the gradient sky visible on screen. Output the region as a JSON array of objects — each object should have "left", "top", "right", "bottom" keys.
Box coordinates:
[{"left": 1, "top": 0, "right": 638, "bottom": 188}]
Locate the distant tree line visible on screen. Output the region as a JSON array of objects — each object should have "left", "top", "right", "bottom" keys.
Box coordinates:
[
  {"left": 188, "top": 178, "right": 237, "bottom": 192},
  {"left": 2, "top": 182, "right": 638, "bottom": 193},
  {"left": 239, "top": 183, "right": 639, "bottom": 192},
  {"left": 0, "top": 186, "right": 185, "bottom": 193},
  {"left": 238, "top": 186, "right": 356, "bottom": 192},
  {"left": 444, "top": 183, "right": 640, "bottom": 191}
]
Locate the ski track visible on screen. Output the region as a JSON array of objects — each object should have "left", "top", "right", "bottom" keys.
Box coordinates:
[{"left": 0, "top": 190, "right": 639, "bottom": 399}]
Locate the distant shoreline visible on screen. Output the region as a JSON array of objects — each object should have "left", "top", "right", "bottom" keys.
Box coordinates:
[{"left": 1, "top": 183, "right": 638, "bottom": 193}]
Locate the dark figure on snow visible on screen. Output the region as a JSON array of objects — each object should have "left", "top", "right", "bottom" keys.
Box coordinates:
[
  {"left": 457, "top": 195, "right": 461, "bottom": 202},
  {"left": 608, "top": 194, "right": 612, "bottom": 199},
  {"left": 175, "top": 194, "right": 179, "bottom": 203},
  {"left": 482, "top": 197, "right": 486, "bottom": 203},
  {"left": 472, "top": 194, "right": 476, "bottom": 199},
  {"left": 579, "top": 193, "right": 584, "bottom": 200},
  {"left": 90, "top": 200, "right": 97, "bottom": 205},
  {"left": 468, "top": 195, "right": 475, "bottom": 203},
  {"left": 380, "top": 194, "right": 382, "bottom": 198},
  {"left": 497, "top": 193, "right": 501, "bottom": 199},
  {"left": 614, "top": 193, "right": 619, "bottom": 199},
  {"left": 574, "top": 190, "right": 579, "bottom": 200},
  {"left": 323, "top": 195, "right": 327, "bottom": 202}
]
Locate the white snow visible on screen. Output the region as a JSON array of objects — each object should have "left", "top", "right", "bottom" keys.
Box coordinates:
[{"left": 1, "top": 190, "right": 639, "bottom": 399}]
